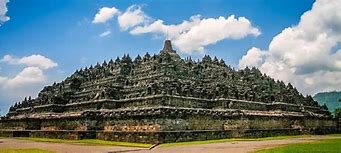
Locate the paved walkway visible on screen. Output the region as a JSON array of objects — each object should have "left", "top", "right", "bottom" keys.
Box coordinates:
[{"left": 0, "top": 135, "right": 340, "bottom": 153}]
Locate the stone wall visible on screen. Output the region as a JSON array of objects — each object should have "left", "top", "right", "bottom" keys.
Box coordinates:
[
  {"left": 1, "top": 105, "right": 336, "bottom": 133},
  {"left": 9, "top": 95, "right": 330, "bottom": 116},
  {"left": 0, "top": 106, "right": 338, "bottom": 143},
  {"left": 30, "top": 131, "right": 97, "bottom": 140},
  {"left": 0, "top": 96, "right": 337, "bottom": 143}
]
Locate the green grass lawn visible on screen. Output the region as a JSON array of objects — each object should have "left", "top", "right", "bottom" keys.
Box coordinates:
[
  {"left": 160, "top": 135, "right": 312, "bottom": 147},
  {"left": 12, "top": 134, "right": 341, "bottom": 149},
  {"left": 15, "top": 135, "right": 314, "bottom": 148},
  {"left": 253, "top": 139, "right": 341, "bottom": 153},
  {"left": 16, "top": 137, "right": 152, "bottom": 148},
  {"left": 328, "top": 133, "right": 341, "bottom": 137},
  {"left": 0, "top": 149, "right": 55, "bottom": 153}
]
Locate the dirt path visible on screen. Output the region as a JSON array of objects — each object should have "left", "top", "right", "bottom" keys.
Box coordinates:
[
  {"left": 1, "top": 135, "right": 340, "bottom": 153},
  {"left": 0, "top": 139, "right": 148, "bottom": 153}
]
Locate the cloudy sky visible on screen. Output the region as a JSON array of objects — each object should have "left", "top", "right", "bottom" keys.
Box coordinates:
[{"left": 0, "top": 0, "right": 340, "bottom": 114}]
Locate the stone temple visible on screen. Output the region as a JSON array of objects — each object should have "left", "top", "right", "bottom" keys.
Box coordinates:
[{"left": 0, "top": 40, "right": 338, "bottom": 143}]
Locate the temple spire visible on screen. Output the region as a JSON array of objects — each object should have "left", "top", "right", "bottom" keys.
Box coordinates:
[
  {"left": 162, "top": 40, "right": 174, "bottom": 53},
  {"left": 160, "top": 40, "right": 180, "bottom": 59}
]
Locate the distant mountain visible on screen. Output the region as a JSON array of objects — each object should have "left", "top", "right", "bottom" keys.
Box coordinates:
[{"left": 313, "top": 91, "right": 341, "bottom": 113}]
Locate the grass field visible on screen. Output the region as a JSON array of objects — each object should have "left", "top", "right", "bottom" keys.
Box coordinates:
[
  {"left": 15, "top": 135, "right": 313, "bottom": 148},
  {"left": 253, "top": 138, "right": 341, "bottom": 153},
  {"left": 160, "top": 135, "right": 312, "bottom": 147},
  {"left": 329, "top": 133, "right": 341, "bottom": 137},
  {"left": 0, "top": 149, "right": 55, "bottom": 153},
  {"left": 16, "top": 137, "right": 152, "bottom": 148},
  {"left": 13, "top": 134, "right": 341, "bottom": 149}
]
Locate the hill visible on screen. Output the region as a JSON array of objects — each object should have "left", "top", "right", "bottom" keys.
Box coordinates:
[{"left": 313, "top": 91, "right": 341, "bottom": 113}]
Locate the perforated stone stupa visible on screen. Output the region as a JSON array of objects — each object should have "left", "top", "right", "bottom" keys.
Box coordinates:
[{"left": 0, "top": 40, "right": 337, "bottom": 143}]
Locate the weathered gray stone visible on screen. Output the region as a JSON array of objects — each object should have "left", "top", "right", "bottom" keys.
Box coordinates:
[{"left": 0, "top": 40, "right": 337, "bottom": 143}]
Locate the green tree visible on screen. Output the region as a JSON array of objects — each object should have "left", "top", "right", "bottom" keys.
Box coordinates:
[
  {"left": 335, "top": 99, "right": 341, "bottom": 118},
  {"left": 334, "top": 108, "right": 341, "bottom": 118}
]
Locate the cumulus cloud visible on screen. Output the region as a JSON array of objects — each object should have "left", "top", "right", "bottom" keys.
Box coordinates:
[
  {"left": 0, "top": 0, "right": 10, "bottom": 26},
  {"left": 239, "top": 47, "right": 267, "bottom": 68},
  {"left": 131, "top": 14, "right": 260, "bottom": 54},
  {"left": 99, "top": 30, "right": 111, "bottom": 37},
  {"left": 118, "top": 5, "right": 150, "bottom": 30},
  {"left": 93, "top": 5, "right": 149, "bottom": 30},
  {"left": 92, "top": 6, "right": 120, "bottom": 24},
  {"left": 1, "top": 54, "right": 58, "bottom": 69},
  {"left": 0, "top": 54, "right": 57, "bottom": 89},
  {"left": 93, "top": 5, "right": 260, "bottom": 54},
  {"left": 0, "top": 54, "right": 58, "bottom": 114},
  {"left": 130, "top": 15, "right": 201, "bottom": 38},
  {"left": 3, "top": 67, "right": 45, "bottom": 88},
  {"left": 238, "top": 0, "right": 341, "bottom": 95},
  {"left": 0, "top": 66, "right": 47, "bottom": 114}
]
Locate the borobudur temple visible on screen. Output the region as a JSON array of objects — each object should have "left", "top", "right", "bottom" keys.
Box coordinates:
[{"left": 0, "top": 40, "right": 338, "bottom": 143}]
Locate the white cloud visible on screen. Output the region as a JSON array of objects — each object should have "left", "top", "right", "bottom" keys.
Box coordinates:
[
  {"left": 0, "top": 0, "right": 10, "bottom": 26},
  {"left": 99, "top": 30, "right": 111, "bottom": 37},
  {"left": 1, "top": 54, "right": 58, "bottom": 70},
  {"left": 92, "top": 6, "right": 120, "bottom": 24},
  {"left": 239, "top": 47, "right": 267, "bottom": 68},
  {"left": 238, "top": 0, "right": 341, "bottom": 95},
  {"left": 131, "top": 15, "right": 260, "bottom": 54},
  {"left": 3, "top": 67, "right": 45, "bottom": 88},
  {"left": 92, "top": 5, "right": 259, "bottom": 54},
  {"left": 0, "top": 66, "right": 47, "bottom": 114},
  {"left": 130, "top": 15, "right": 201, "bottom": 38},
  {"left": 0, "top": 54, "right": 58, "bottom": 112},
  {"left": 0, "top": 75, "right": 6, "bottom": 84},
  {"left": 175, "top": 15, "right": 260, "bottom": 53},
  {"left": 0, "top": 66, "right": 45, "bottom": 95},
  {"left": 117, "top": 5, "right": 149, "bottom": 30}
]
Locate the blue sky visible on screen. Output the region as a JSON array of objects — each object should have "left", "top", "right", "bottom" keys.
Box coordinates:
[
  {"left": 1, "top": 0, "right": 314, "bottom": 67},
  {"left": 1, "top": 0, "right": 341, "bottom": 114}
]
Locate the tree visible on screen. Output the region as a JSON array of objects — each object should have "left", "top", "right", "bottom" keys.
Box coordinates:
[
  {"left": 322, "top": 103, "right": 328, "bottom": 110},
  {"left": 334, "top": 108, "right": 341, "bottom": 118},
  {"left": 336, "top": 98, "right": 341, "bottom": 118}
]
